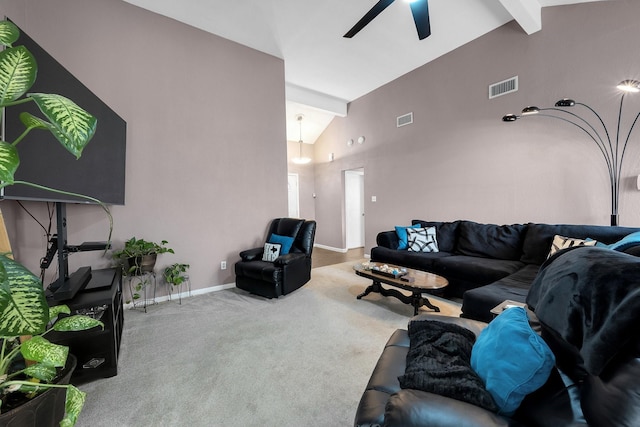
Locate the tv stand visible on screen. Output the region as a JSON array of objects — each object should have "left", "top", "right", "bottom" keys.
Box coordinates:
[
  {"left": 43, "top": 202, "right": 109, "bottom": 301},
  {"left": 46, "top": 268, "right": 123, "bottom": 383},
  {"left": 50, "top": 266, "right": 92, "bottom": 301}
]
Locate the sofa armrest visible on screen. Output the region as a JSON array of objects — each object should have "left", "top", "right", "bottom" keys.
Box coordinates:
[
  {"left": 239, "top": 247, "right": 263, "bottom": 261},
  {"left": 385, "top": 389, "right": 520, "bottom": 427},
  {"left": 377, "top": 230, "right": 400, "bottom": 249}
]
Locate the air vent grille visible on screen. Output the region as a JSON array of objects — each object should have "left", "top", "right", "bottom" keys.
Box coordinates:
[
  {"left": 489, "top": 76, "right": 518, "bottom": 99},
  {"left": 397, "top": 112, "right": 413, "bottom": 127}
]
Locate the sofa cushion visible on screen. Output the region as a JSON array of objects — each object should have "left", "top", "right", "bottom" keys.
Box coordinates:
[
  {"left": 455, "top": 221, "right": 526, "bottom": 261},
  {"left": 407, "top": 227, "right": 438, "bottom": 253},
  {"left": 433, "top": 256, "right": 524, "bottom": 286},
  {"left": 520, "top": 223, "right": 640, "bottom": 265},
  {"left": 412, "top": 220, "right": 459, "bottom": 253},
  {"left": 370, "top": 246, "right": 452, "bottom": 272},
  {"left": 461, "top": 264, "right": 540, "bottom": 323},
  {"left": 471, "top": 307, "right": 555, "bottom": 416}
]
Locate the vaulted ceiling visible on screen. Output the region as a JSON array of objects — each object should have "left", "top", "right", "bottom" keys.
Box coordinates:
[{"left": 123, "top": 0, "right": 609, "bottom": 143}]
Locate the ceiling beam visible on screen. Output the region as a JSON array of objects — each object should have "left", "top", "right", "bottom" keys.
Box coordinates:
[
  {"left": 499, "top": 0, "right": 542, "bottom": 35},
  {"left": 285, "top": 83, "right": 348, "bottom": 117}
]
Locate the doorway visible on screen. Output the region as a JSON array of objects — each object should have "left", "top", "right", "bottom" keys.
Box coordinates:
[
  {"left": 288, "top": 173, "right": 300, "bottom": 218},
  {"left": 345, "top": 168, "right": 365, "bottom": 249}
]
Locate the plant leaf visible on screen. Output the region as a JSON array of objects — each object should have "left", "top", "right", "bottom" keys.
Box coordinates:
[
  {"left": 0, "top": 255, "right": 48, "bottom": 336},
  {"left": 19, "top": 111, "right": 50, "bottom": 130},
  {"left": 53, "top": 315, "right": 103, "bottom": 332},
  {"left": 0, "top": 141, "right": 19, "bottom": 185},
  {"left": 61, "top": 385, "right": 86, "bottom": 427},
  {"left": 21, "top": 335, "right": 68, "bottom": 367},
  {"left": 0, "top": 20, "right": 19, "bottom": 47},
  {"left": 23, "top": 362, "right": 57, "bottom": 382},
  {"left": 0, "top": 45, "right": 36, "bottom": 106},
  {"left": 48, "top": 304, "right": 71, "bottom": 322},
  {"left": 27, "top": 93, "right": 97, "bottom": 158}
]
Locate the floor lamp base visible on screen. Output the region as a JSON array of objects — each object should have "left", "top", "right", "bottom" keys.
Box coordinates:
[{"left": 611, "top": 214, "right": 619, "bottom": 227}]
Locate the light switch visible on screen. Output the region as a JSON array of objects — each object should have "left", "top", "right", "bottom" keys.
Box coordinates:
[{"left": 371, "top": 196, "right": 377, "bottom": 202}]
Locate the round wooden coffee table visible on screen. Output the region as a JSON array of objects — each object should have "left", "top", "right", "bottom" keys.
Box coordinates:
[{"left": 353, "top": 263, "right": 449, "bottom": 315}]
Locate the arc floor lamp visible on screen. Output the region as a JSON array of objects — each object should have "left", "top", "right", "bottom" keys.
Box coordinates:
[{"left": 502, "top": 80, "right": 640, "bottom": 226}]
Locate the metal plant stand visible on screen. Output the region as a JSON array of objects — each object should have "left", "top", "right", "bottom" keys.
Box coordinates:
[
  {"left": 167, "top": 274, "right": 192, "bottom": 305},
  {"left": 127, "top": 271, "right": 157, "bottom": 312}
]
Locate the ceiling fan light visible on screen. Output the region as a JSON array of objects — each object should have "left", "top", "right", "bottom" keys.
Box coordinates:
[
  {"left": 292, "top": 115, "right": 311, "bottom": 164},
  {"left": 617, "top": 80, "right": 640, "bottom": 93},
  {"left": 555, "top": 98, "right": 575, "bottom": 107},
  {"left": 292, "top": 156, "right": 312, "bottom": 165}
]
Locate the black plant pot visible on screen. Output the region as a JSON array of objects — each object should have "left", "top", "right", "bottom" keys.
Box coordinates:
[
  {"left": 0, "top": 354, "right": 77, "bottom": 427},
  {"left": 126, "top": 254, "right": 157, "bottom": 275}
]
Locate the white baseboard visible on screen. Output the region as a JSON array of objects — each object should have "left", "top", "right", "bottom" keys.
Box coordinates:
[
  {"left": 314, "top": 244, "right": 347, "bottom": 253},
  {"left": 313, "top": 244, "right": 370, "bottom": 259},
  {"left": 123, "top": 282, "right": 236, "bottom": 310}
]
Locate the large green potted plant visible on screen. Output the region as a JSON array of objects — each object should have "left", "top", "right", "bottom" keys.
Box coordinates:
[
  {"left": 0, "top": 19, "right": 102, "bottom": 426},
  {"left": 112, "top": 237, "right": 174, "bottom": 276}
]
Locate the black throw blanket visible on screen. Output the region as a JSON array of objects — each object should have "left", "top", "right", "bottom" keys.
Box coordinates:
[
  {"left": 398, "top": 319, "right": 498, "bottom": 412},
  {"left": 526, "top": 246, "right": 640, "bottom": 376}
]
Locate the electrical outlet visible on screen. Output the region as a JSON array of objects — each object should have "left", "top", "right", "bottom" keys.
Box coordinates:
[{"left": 221, "top": 261, "right": 227, "bottom": 270}]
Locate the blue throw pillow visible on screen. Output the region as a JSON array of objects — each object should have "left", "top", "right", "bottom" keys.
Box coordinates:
[
  {"left": 268, "top": 233, "right": 294, "bottom": 255},
  {"left": 607, "top": 231, "right": 640, "bottom": 251},
  {"left": 471, "top": 307, "right": 555, "bottom": 416},
  {"left": 395, "top": 224, "right": 420, "bottom": 250}
]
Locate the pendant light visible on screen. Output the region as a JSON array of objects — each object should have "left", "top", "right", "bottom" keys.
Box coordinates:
[{"left": 292, "top": 114, "right": 311, "bottom": 164}]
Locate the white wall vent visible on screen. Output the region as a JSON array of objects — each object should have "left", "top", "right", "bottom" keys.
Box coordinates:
[
  {"left": 397, "top": 112, "right": 413, "bottom": 127},
  {"left": 489, "top": 76, "right": 518, "bottom": 99}
]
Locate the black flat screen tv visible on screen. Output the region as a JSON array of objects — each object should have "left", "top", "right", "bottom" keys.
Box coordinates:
[{"left": 2, "top": 21, "right": 126, "bottom": 205}]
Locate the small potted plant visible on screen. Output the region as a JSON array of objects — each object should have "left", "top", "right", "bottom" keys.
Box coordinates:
[
  {"left": 163, "top": 263, "right": 190, "bottom": 304},
  {"left": 163, "top": 263, "right": 189, "bottom": 288},
  {"left": 112, "top": 237, "right": 174, "bottom": 276}
]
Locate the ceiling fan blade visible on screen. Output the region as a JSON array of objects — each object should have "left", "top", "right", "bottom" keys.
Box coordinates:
[
  {"left": 344, "top": 0, "right": 396, "bottom": 38},
  {"left": 410, "top": 0, "right": 431, "bottom": 40}
]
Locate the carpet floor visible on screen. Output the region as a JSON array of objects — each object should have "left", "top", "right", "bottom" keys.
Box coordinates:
[{"left": 76, "top": 261, "right": 461, "bottom": 427}]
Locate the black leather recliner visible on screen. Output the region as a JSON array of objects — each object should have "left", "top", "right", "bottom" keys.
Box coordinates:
[{"left": 235, "top": 218, "right": 316, "bottom": 298}]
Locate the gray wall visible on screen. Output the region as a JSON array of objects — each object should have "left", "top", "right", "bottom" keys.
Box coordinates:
[
  {"left": 286, "top": 140, "right": 316, "bottom": 221},
  {"left": 313, "top": 0, "right": 640, "bottom": 254},
  {"left": 0, "top": 0, "right": 288, "bottom": 293}
]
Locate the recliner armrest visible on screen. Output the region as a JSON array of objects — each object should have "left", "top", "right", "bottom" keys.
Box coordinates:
[
  {"left": 239, "top": 247, "right": 263, "bottom": 261},
  {"left": 274, "top": 252, "right": 306, "bottom": 266}
]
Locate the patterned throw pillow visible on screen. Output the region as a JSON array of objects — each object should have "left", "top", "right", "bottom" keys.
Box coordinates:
[
  {"left": 547, "top": 235, "right": 597, "bottom": 259},
  {"left": 262, "top": 243, "right": 282, "bottom": 262},
  {"left": 407, "top": 227, "right": 439, "bottom": 253}
]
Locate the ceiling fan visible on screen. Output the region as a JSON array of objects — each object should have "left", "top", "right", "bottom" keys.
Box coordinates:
[{"left": 344, "top": 0, "right": 431, "bottom": 40}]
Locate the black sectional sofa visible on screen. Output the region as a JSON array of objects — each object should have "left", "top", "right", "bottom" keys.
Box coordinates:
[
  {"left": 355, "top": 246, "right": 640, "bottom": 427},
  {"left": 371, "top": 220, "right": 640, "bottom": 322}
]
